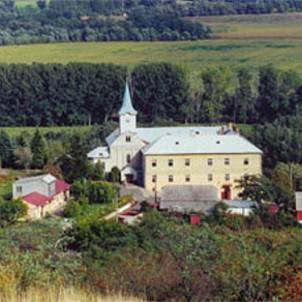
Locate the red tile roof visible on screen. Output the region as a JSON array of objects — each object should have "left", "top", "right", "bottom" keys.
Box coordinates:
[
  {"left": 23, "top": 192, "right": 52, "bottom": 207},
  {"left": 55, "top": 179, "right": 71, "bottom": 194},
  {"left": 23, "top": 179, "right": 70, "bottom": 207}
]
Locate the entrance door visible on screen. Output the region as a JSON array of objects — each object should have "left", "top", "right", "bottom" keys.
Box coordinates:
[
  {"left": 125, "top": 174, "right": 134, "bottom": 183},
  {"left": 221, "top": 185, "right": 231, "bottom": 200}
]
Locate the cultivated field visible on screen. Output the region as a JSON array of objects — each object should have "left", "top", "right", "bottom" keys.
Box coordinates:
[
  {"left": 200, "top": 12, "right": 302, "bottom": 39},
  {"left": 0, "top": 13, "right": 301, "bottom": 75}
]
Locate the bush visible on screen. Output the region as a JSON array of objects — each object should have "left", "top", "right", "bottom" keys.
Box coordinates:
[
  {"left": 71, "top": 180, "right": 120, "bottom": 204},
  {"left": 64, "top": 198, "right": 89, "bottom": 218},
  {"left": 108, "top": 167, "right": 121, "bottom": 183},
  {"left": 0, "top": 198, "right": 28, "bottom": 227}
]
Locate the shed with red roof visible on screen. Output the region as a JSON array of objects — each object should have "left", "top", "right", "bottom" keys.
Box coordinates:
[{"left": 13, "top": 174, "right": 70, "bottom": 219}]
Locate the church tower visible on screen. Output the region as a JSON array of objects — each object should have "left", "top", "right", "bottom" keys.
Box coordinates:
[{"left": 119, "top": 82, "right": 137, "bottom": 134}]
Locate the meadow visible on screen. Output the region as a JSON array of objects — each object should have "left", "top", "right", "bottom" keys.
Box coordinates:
[{"left": 0, "top": 13, "right": 301, "bottom": 75}]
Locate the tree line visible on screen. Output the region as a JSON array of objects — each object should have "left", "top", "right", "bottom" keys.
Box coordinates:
[
  {"left": 0, "top": 0, "right": 210, "bottom": 45},
  {"left": 0, "top": 63, "right": 301, "bottom": 126}
]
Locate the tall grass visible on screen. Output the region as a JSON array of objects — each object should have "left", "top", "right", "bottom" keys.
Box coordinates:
[{"left": 2, "top": 288, "right": 143, "bottom": 302}]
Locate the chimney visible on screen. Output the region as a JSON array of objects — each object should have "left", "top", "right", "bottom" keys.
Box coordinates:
[{"left": 228, "top": 122, "right": 233, "bottom": 130}]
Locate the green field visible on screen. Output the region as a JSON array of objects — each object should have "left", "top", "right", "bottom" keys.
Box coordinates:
[
  {"left": 0, "top": 126, "right": 92, "bottom": 136},
  {"left": 15, "top": 0, "right": 38, "bottom": 8},
  {"left": 0, "top": 13, "right": 301, "bottom": 75}
]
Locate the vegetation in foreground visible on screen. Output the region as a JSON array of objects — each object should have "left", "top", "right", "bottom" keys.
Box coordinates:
[{"left": 0, "top": 209, "right": 301, "bottom": 302}]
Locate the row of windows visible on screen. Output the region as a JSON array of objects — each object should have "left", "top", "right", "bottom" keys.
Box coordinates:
[
  {"left": 152, "top": 173, "right": 230, "bottom": 183},
  {"left": 152, "top": 158, "right": 249, "bottom": 167}
]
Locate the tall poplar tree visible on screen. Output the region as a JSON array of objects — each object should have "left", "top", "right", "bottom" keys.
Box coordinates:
[{"left": 30, "top": 129, "right": 47, "bottom": 169}]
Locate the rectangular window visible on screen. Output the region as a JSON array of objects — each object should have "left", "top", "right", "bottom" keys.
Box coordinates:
[
  {"left": 225, "top": 174, "right": 230, "bottom": 181},
  {"left": 208, "top": 158, "right": 213, "bottom": 166},
  {"left": 126, "top": 136, "right": 131, "bottom": 142},
  {"left": 244, "top": 158, "right": 249, "bottom": 165},
  {"left": 185, "top": 175, "right": 190, "bottom": 182},
  {"left": 208, "top": 174, "right": 213, "bottom": 182},
  {"left": 168, "top": 159, "right": 174, "bottom": 167},
  {"left": 16, "top": 186, "right": 22, "bottom": 193},
  {"left": 185, "top": 159, "right": 190, "bottom": 166},
  {"left": 152, "top": 175, "right": 157, "bottom": 183},
  {"left": 168, "top": 175, "right": 174, "bottom": 182},
  {"left": 224, "top": 158, "right": 230, "bottom": 165},
  {"left": 152, "top": 160, "right": 157, "bottom": 167}
]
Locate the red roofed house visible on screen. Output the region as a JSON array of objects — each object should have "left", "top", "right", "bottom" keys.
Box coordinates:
[{"left": 13, "top": 174, "right": 70, "bottom": 219}]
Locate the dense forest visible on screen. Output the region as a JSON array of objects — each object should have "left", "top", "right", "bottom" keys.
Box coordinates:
[{"left": 0, "top": 62, "right": 301, "bottom": 127}]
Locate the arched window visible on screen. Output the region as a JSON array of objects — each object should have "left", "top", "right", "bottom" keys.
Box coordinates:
[{"left": 126, "top": 154, "right": 131, "bottom": 164}]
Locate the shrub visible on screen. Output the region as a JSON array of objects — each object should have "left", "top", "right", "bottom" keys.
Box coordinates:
[
  {"left": 0, "top": 198, "right": 28, "bottom": 227},
  {"left": 71, "top": 180, "right": 119, "bottom": 204},
  {"left": 108, "top": 167, "right": 121, "bottom": 183},
  {"left": 64, "top": 198, "right": 89, "bottom": 218}
]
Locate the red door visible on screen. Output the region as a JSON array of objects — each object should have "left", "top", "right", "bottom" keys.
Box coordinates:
[{"left": 221, "top": 185, "right": 232, "bottom": 200}]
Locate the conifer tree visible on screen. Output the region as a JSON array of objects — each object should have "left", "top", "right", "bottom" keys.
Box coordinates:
[
  {"left": 0, "top": 130, "right": 13, "bottom": 168},
  {"left": 30, "top": 129, "right": 47, "bottom": 169}
]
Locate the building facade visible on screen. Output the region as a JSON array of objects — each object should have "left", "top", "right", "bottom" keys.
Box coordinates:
[
  {"left": 88, "top": 83, "right": 262, "bottom": 199},
  {"left": 13, "top": 174, "right": 70, "bottom": 219}
]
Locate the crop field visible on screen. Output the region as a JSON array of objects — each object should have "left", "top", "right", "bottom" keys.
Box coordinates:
[
  {"left": 200, "top": 12, "right": 302, "bottom": 39},
  {"left": 0, "top": 13, "right": 301, "bottom": 74}
]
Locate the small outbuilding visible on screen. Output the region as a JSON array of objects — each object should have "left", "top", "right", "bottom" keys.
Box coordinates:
[
  {"left": 158, "top": 185, "right": 219, "bottom": 214},
  {"left": 13, "top": 174, "right": 70, "bottom": 219}
]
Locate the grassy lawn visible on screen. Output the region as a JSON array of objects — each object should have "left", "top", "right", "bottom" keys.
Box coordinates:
[
  {"left": 0, "top": 125, "right": 93, "bottom": 136},
  {"left": 0, "top": 13, "right": 301, "bottom": 75}
]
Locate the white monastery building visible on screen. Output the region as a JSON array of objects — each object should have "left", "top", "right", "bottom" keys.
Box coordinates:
[{"left": 88, "top": 83, "right": 262, "bottom": 200}]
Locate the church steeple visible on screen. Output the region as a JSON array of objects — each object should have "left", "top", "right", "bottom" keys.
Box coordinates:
[
  {"left": 119, "top": 82, "right": 137, "bottom": 116},
  {"left": 119, "top": 82, "right": 137, "bottom": 134}
]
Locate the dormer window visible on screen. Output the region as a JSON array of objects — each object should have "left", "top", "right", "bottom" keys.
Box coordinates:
[{"left": 126, "top": 136, "right": 131, "bottom": 142}]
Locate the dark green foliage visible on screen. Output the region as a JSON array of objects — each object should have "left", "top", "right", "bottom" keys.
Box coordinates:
[
  {"left": 71, "top": 180, "right": 119, "bottom": 204},
  {"left": 108, "top": 166, "right": 121, "bottom": 183},
  {"left": 63, "top": 197, "right": 89, "bottom": 218},
  {"left": 0, "top": 198, "right": 28, "bottom": 227},
  {"left": 30, "top": 129, "right": 47, "bottom": 169},
  {"left": 0, "top": 63, "right": 300, "bottom": 127},
  {"left": 88, "top": 161, "right": 105, "bottom": 181},
  {"left": 132, "top": 63, "right": 189, "bottom": 123},
  {"left": 0, "top": 130, "right": 13, "bottom": 168},
  {"left": 60, "top": 133, "right": 91, "bottom": 183},
  {"left": 0, "top": 63, "right": 126, "bottom": 126},
  {"left": 235, "top": 174, "right": 276, "bottom": 204},
  {"left": 67, "top": 219, "right": 135, "bottom": 256}
]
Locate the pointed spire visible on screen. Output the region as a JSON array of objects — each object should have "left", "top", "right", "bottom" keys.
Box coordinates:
[{"left": 119, "top": 82, "right": 137, "bottom": 115}]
